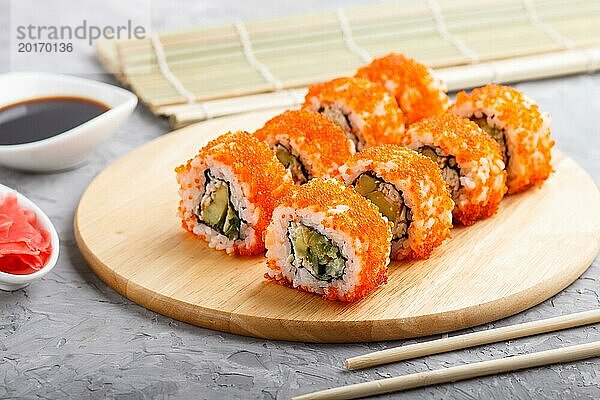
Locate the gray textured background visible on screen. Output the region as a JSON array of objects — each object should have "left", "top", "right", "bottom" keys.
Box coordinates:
[{"left": 0, "top": 1, "right": 599, "bottom": 399}]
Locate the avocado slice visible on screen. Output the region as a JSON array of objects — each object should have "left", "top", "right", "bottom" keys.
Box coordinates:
[
  {"left": 275, "top": 144, "right": 308, "bottom": 184},
  {"left": 367, "top": 190, "right": 399, "bottom": 222},
  {"left": 200, "top": 176, "right": 241, "bottom": 240},
  {"left": 275, "top": 145, "right": 294, "bottom": 168},
  {"left": 201, "top": 184, "right": 229, "bottom": 227},
  {"left": 289, "top": 223, "right": 345, "bottom": 281},
  {"left": 419, "top": 146, "right": 439, "bottom": 163},
  {"left": 354, "top": 173, "right": 399, "bottom": 221},
  {"left": 354, "top": 174, "right": 378, "bottom": 196},
  {"left": 471, "top": 117, "right": 503, "bottom": 142},
  {"left": 222, "top": 204, "right": 241, "bottom": 240}
]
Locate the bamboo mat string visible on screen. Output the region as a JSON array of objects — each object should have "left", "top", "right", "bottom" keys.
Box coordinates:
[
  {"left": 149, "top": 33, "right": 199, "bottom": 105},
  {"left": 335, "top": 8, "right": 373, "bottom": 64},
  {"left": 426, "top": 0, "right": 479, "bottom": 63},
  {"left": 286, "top": 89, "right": 305, "bottom": 106},
  {"left": 489, "top": 61, "right": 503, "bottom": 83},
  {"left": 523, "top": 0, "right": 575, "bottom": 49},
  {"left": 522, "top": 0, "right": 600, "bottom": 74},
  {"left": 234, "top": 19, "right": 283, "bottom": 90}
]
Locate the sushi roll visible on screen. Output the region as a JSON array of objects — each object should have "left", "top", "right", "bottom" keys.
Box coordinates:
[
  {"left": 254, "top": 109, "right": 354, "bottom": 184},
  {"left": 355, "top": 53, "right": 451, "bottom": 124},
  {"left": 302, "top": 77, "right": 406, "bottom": 151},
  {"left": 339, "top": 145, "right": 453, "bottom": 260},
  {"left": 403, "top": 114, "right": 507, "bottom": 226},
  {"left": 265, "top": 178, "right": 392, "bottom": 302},
  {"left": 452, "top": 84, "right": 554, "bottom": 194},
  {"left": 176, "top": 131, "right": 293, "bottom": 255}
]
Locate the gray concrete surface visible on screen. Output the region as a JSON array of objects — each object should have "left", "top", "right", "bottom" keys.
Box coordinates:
[{"left": 0, "top": 1, "right": 599, "bottom": 399}]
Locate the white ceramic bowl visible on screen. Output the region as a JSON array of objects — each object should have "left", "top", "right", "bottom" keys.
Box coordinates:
[
  {"left": 0, "top": 183, "right": 60, "bottom": 291},
  {"left": 0, "top": 72, "right": 137, "bottom": 172}
]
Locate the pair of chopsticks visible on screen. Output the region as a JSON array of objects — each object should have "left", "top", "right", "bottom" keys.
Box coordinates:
[{"left": 293, "top": 309, "right": 600, "bottom": 400}]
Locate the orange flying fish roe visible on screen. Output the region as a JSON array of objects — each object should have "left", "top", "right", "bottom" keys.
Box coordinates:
[
  {"left": 356, "top": 53, "right": 451, "bottom": 124},
  {"left": 254, "top": 109, "right": 354, "bottom": 179},
  {"left": 453, "top": 84, "right": 554, "bottom": 194},
  {"left": 175, "top": 131, "right": 293, "bottom": 255},
  {"left": 265, "top": 178, "right": 392, "bottom": 302},
  {"left": 302, "top": 77, "right": 406, "bottom": 149},
  {"left": 404, "top": 114, "right": 507, "bottom": 226},
  {"left": 340, "top": 145, "right": 453, "bottom": 260}
]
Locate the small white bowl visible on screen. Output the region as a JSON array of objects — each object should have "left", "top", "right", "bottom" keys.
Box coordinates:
[
  {"left": 0, "top": 183, "right": 60, "bottom": 291},
  {"left": 0, "top": 72, "right": 137, "bottom": 172}
]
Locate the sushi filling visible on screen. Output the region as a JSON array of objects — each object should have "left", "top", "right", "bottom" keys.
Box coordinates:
[
  {"left": 318, "top": 105, "right": 365, "bottom": 151},
  {"left": 197, "top": 170, "right": 242, "bottom": 240},
  {"left": 417, "top": 146, "right": 461, "bottom": 199},
  {"left": 274, "top": 144, "right": 310, "bottom": 185},
  {"left": 470, "top": 116, "right": 509, "bottom": 163},
  {"left": 287, "top": 222, "right": 346, "bottom": 281},
  {"left": 353, "top": 173, "right": 412, "bottom": 241}
]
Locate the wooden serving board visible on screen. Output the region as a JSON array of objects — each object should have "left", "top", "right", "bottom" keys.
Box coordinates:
[{"left": 75, "top": 109, "right": 600, "bottom": 343}]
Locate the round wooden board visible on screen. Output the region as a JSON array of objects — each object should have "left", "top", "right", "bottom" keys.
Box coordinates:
[{"left": 75, "top": 109, "right": 600, "bottom": 343}]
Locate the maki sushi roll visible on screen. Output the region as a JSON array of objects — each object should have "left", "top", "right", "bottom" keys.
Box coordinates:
[
  {"left": 339, "top": 145, "right": 453, "bottom": 260},
  {"left": 302, "top": 77, "right": 406, "bottom": 151},
  {"left": 355, "top": 53, "right": 451, "bottom": 124},
  {"left": 176, "top": 131, "right": 293, "bottom": 255},
  {"left": 265, "top": 178, "right": 392, "bottom": 302},
  {"left": 254, "top": 109, "right": 354, "bottom": 184},
  {"left": 403, "top": 114, "right": 507, "bottom": 226},
  {"left": 452, "top": 84, "right": 554, "bottom": 194}
]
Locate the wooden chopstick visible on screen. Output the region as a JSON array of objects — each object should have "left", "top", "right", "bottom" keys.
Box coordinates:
[
  {"left": 345, "top": 309, "right": 600, "bottom": 370},
  {"left": 293, "top": 340, "right": 600, "bottom": 400}
]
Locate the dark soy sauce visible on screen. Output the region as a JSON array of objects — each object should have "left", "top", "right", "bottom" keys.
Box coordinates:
[{"left": 0, "top": 96, "right": 110, "bottom": 145}]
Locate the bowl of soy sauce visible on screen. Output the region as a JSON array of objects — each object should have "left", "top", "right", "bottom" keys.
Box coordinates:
[{"left": 0, "top": 72, "right": 137, "bottom": 172}]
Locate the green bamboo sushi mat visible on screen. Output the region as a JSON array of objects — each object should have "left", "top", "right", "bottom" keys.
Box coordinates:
[{"left": 96, "top": 0, "right": 600, "bottom": 127}]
